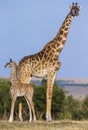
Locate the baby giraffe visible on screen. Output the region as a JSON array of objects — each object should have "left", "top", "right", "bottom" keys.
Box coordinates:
[{"left": 5, "top": 59, "right": 36, "bottom": 122}]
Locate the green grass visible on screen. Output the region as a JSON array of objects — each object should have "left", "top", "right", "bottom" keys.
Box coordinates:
[{"left": 0, "top": 120, "right": 88, "bottom": 130}]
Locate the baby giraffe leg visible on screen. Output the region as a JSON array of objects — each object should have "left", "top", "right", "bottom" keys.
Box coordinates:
[
  {"left": 25, "top": 97, "right": 32, "bottom": 122},
  {"left": 9, "top": 96, "right": 16, "bottom": 122},
  {"left": 18, "top": 102, "right": 23, "bottom": 121},
  {"left": 30, "top": 101, "right": 36, "bottom": 122}
]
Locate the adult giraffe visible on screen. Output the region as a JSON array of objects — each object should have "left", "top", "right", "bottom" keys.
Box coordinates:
[{"left": 17, "top": 3, "right": 80, "bottom": 121}]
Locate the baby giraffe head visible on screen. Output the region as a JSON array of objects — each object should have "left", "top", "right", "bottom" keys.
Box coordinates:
[
  {"left": 69, "top": 2, "right": 80, "bottom": 16},
  {"left": 4, "top": 59, "right": 16, "bottom": 68}
]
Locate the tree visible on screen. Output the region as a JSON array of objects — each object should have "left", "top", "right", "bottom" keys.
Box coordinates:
[
  {"left": 0, "top": 79, "right": 11, "bottom": 119},
  {"left": 52, "top": 85, "right": 66, "bottom": 120},
  {"left": 82, "top": 96, "right": 88, "bottom": 119},
  {"left": 33, "top": 85, "right": 46, "bottom": 120},
  {"left": 65, "top": 95, "right": 83, "bottom": 120}
]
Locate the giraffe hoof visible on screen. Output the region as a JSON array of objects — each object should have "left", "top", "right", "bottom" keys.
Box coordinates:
[
  {"left": 20, "top": 119, "right": 23, "bottom": 122},
  {"left": 8, "top": 119, "right": 13, "bottom": 122},
  {"left": 46, "top": 119, "right": 52, "bottom": 122},
  {"left": 34, "top": 117, "right": 36, "bottom": 122},
  {"left": 19, "top": 116, "right": 23, "bottom": 122},
  {"left": 29, "top": 119, "right": 32, "bottom": 122}
]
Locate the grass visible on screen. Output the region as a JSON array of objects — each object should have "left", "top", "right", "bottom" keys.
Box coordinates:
[{"left": 0, "top": 120, "right": 88, "bottom": 130}]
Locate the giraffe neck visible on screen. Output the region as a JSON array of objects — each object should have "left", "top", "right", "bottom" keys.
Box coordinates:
[
  {"left": 43, "top": 13, "right": 74, "bottom": 58},
  {"left": 55, "top": 13, "right": 73, "bottom": 40},
  {"left": 10, "top": 65, "right": 19, "bottom": 85}
]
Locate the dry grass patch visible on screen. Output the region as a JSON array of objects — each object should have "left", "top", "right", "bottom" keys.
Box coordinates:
[{"left": 0, "top": 120, "right": 88, "bottom": 130}]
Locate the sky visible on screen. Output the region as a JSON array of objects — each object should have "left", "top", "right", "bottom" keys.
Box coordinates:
[{"left": 0, "top": 0, "right": 88, "bottom": 78}]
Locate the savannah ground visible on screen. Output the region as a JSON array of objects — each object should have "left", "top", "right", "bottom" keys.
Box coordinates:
[{"left": 0, "top": 120, "right": 88, "bottom": 130}]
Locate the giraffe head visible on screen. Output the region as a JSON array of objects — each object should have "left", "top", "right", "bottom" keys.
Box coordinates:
[
  {"left": 69, "top": 3, "right": 80, "bottom": 16},
  {"left": 4, "top": 59, "right": 16, "bottom": 68}
]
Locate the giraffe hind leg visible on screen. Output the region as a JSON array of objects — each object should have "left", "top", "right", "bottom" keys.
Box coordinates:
[
  {"left": 25, "top": 96, "right": 32, "bottom": 122},
  {"left": 29, "top": 101, "right": 36, "bottom": 122},
  {"left": 18, "top": 102, "right": 23, "bottom": 121}
]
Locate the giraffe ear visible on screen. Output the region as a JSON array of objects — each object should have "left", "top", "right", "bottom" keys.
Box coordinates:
[
  {"left": 10, "top": 59, "right": 12, "bottom": 62},
  {"left": 78, "top": 5, "right": 81, "bottom": 10},
  {"left": 69, "top": 5, "right": 72, "bottom": 9}
]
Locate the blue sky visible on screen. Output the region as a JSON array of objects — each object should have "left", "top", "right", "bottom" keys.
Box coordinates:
[{"left": 0, "top": 0, "right": 88, "bottom": 78}]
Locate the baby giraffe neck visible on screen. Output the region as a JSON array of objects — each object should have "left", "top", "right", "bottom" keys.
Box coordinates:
[{"left": 10, "top": 65, "right": 19, "bottom": 85}]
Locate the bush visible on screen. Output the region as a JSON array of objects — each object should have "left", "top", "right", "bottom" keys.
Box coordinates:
[
  {"left": 65, "top": 95, "right": 84, "bottom": 120},
  {"left": 0, "top": 79, "right": 11, "bottom": 119}
]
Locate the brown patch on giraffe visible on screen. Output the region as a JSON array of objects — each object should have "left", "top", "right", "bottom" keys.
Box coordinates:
[
  {"left": 46, "top": 57, "right": 51, "bottom": 61},
  {"left": 38, "top": 53, "right": 43, "bottom": 58},
  {"left": 59, "top": 30, "right": 64, "bottom": 35},
  {"left": 33, "top": 62, "right": 40, "bottom": 68},
  {"left": 62, "top": 24, "right": 65, "bottom": 28},
  {"left": 65, "top": 27, "right": 68, "bottom": 31},
  {"left": 52, "top": 48, "right": 55, "bottom": 52},
  {"left": 52, "top": 41, "right": 57, "bottom": 49},
  {"left": 47, "top": 46, "right": 51, "bottom": 50},
  {"left": 44, "top": 53, "right": 48, "bottom": 59},
  {"left": 49, "top": 59, "right": 53, "bottom": 63},
  {"left": 57, "top": 48, "right": 62, "bottom": 53},
  {"left": 52, "top": 62, "right": 56, "bottom": 66},
  {"left": 58, "top": 36, "right": 63, "bottom": 42},
  {"left": 69, "top": 19, "right": 72, "bottom": 23},
  {"left": 49, "top": 51, "right": 53, "bottom": 57},
  {"left": 64, "top": 32, "right": 68, "bottom": 37},
  {"left": 62, "top": 40, "right": 66, "bottom": 45},
  {"left": 66, "top": 23, "right": 69, "bottom": 26},
  {"left": 35, "top": 56, "right": 40, "bottom": 61},
  {"left": 57, "top": 61, "right": 61, "bottom": 66}
]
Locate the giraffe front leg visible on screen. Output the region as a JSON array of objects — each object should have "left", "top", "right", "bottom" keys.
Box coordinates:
[
  {"left": 46, "top": 72, "right": 56, "bottom": 121},
  {"left": 9, "top": 96, "right": 16, "bottom": 122}
]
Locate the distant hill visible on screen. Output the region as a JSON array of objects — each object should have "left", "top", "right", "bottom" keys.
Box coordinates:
[{"left": 57, "top": 78, "right": 88, "bottom": 99}]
